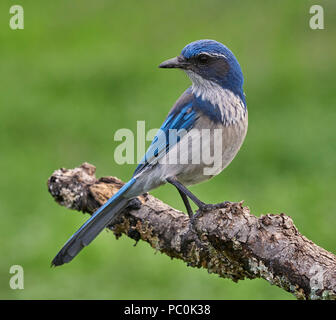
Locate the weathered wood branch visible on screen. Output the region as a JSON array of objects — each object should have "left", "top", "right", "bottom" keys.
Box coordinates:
[{"left": 47, "top": 162, "right": 336, "bottom": 300}]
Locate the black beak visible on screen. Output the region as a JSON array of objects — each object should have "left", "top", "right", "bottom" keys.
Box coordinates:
[{"left": 159, "top": 56, "right": 189, "bottom": 69}]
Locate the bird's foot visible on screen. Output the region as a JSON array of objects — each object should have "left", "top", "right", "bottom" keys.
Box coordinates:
[
  {"left": 189, "top": 210, "right": 202, "bottom": 224},
  {"left": 188, "top": 202, "right": 231, "bottom": 227},
  {"left": 199, "top": 201, "right": 231, "bottom": 212},
  {"left": 189, "top": 215, "right": 197, "bottom": 227}
]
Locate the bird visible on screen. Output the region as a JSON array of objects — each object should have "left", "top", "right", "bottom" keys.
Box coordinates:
[{"left": 52, "top": 39, "right": 248, "bottom": 266}]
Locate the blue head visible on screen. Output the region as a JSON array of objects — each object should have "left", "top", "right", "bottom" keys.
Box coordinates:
[{"left": 159, "top": 40, "right": 244, "bottom": 96}]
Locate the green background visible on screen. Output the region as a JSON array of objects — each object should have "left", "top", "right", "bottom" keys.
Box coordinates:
[{"left": 0, "top": 0, "right": 335, "bottom": 299}]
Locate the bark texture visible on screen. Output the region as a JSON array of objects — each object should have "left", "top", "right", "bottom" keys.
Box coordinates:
[{"left": 47, "top": 162, "right": 336, "bottom": 300}]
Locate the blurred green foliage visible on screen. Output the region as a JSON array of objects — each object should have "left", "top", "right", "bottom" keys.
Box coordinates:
[{"left": 0, "top": 0, "right": 335, "bottom": 299}]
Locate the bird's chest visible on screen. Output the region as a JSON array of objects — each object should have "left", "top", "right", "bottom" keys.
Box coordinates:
[{"left": 175, "top": 113, "right": 248, "bottom": 185}]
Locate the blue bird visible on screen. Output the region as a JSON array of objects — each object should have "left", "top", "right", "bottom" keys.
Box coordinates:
[{"left": 52, "top": 39, "right": 248, "bottom": 266}]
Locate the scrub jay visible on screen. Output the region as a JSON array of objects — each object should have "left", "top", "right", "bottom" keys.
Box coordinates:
[{"left": 52, "top": 39, "right": 248, "bottom": 266}]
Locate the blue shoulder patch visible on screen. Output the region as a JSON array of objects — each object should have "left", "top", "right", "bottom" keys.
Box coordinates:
[
  {"left": 193, "top": 95, "right": 223, "bottom": 123},
  {"left": 133, "top": 90, "right": 198, "bottom": 176}
]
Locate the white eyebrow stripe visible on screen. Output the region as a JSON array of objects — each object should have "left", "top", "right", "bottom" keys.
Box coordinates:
[{"left": 198, "top": 52, "right": 227, "bottom": 59}]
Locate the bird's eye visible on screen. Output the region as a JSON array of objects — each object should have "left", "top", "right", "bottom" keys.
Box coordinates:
[{"left": 198, "top": 54, "right": 209, "bottom": 64}]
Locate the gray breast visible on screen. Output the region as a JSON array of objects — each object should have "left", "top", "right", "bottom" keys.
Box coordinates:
[{"left": 172, "top": 112, "right": 248, "bottom": 186}]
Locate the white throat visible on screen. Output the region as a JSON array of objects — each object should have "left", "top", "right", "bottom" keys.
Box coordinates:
[{"left": 185, "top": 70, "right": 247, "bottom": 125}]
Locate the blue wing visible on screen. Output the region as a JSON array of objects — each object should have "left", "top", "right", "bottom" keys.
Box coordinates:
[{"left": 133, "top": 88, "right": 199, "bottom": 176}]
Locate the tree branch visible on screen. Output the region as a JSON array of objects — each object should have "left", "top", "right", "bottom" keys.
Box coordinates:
[{"left": 47, "top": 162, "right": 336, "bottom": 300}]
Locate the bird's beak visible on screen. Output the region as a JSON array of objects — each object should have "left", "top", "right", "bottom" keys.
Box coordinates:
[{"left": 159, "top": 56, "right": 189, "bottom": 69}]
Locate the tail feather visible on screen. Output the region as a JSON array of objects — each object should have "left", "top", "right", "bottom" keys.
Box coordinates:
[{"left": 51, "top": 178, "right": 136, "bottom": 267}]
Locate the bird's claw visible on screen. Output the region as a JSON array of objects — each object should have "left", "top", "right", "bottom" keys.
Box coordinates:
[{"left": 199, "top": 201, "right": 231, "bottom": 211}]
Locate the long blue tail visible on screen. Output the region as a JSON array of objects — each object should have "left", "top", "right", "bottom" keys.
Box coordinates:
[{"left": 51, "top": 178, "right": 136, "bottom": 266}]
